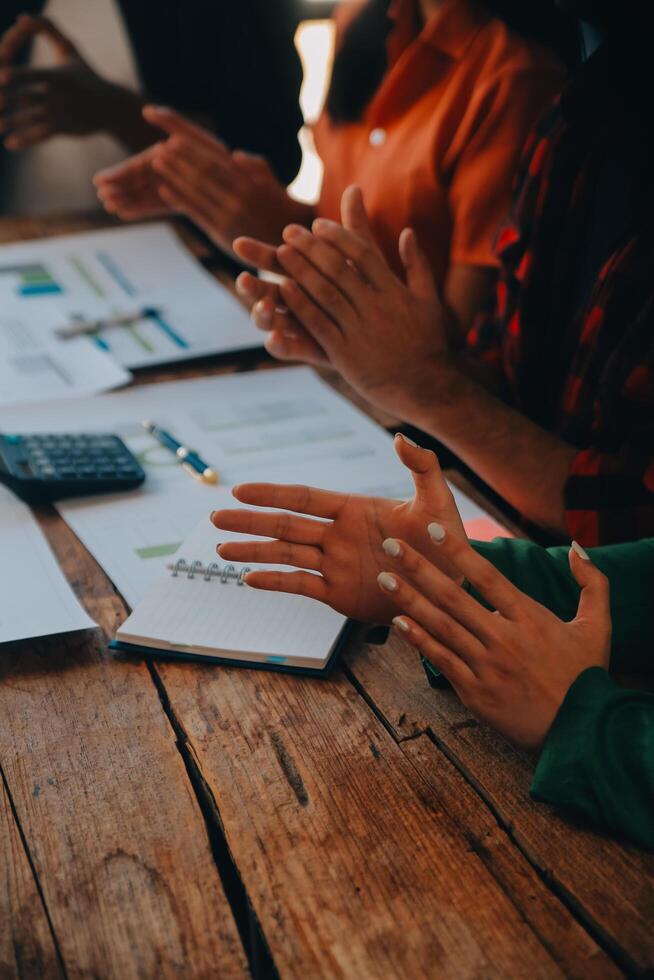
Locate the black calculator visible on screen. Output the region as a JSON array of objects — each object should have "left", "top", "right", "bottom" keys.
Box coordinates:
[{"left": 0, "top": 433, "right": 146, "bottom": 504}]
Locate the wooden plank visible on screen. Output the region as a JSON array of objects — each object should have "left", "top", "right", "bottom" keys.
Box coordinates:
[
  {"left": 0, "top": 515, "right": 248, "bottom": 980},
  {"left": 345, "top": 632, "right": 654, "bottom": 975},
  {"left": 157, "top": 657, "right": 589, "bottom": 979},
  {"left": 0, "top": 775, "right": 64, "bottom": 979}
]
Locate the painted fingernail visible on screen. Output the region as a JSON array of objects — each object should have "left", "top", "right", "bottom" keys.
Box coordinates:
[
  {"left": 377, "top": 572, "right": 398, "bottom": 592},
  {"left": 571, "top": 540, "right": 590, "bottom": 561},
  {"left": 395, "top": 432, "right": 418, "bottom": 447},
  {"left": 393, "top": 616, "right": 410, "bottom": 633},
  {"left": 427, "top": 522, "right": 446, "bottom": 543},
  {"left": 382, "top": 538, "right": 402, "bottom": 558}
]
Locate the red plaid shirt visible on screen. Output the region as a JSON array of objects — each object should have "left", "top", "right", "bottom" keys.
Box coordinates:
[{"left": 467, "top": 67, "right": 654, "bottom": 546}]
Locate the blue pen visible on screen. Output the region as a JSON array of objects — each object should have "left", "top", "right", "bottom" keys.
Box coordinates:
[{"left": 142, "top": 420, "right": 219, "bottom": 484}]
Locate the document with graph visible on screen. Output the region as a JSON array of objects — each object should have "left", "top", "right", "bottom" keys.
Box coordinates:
[{"left": 0, "top": 222, "right": 261, "bottom": 371}]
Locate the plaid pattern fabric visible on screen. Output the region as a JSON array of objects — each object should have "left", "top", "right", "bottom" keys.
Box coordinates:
[{"left": 467, "top": 89, "right": 654, "bottom": 546}]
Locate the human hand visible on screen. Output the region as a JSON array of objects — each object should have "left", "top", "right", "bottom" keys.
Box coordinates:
[
  {"left": 233, "top": 185, "right": 455, "bottom": 416},
  {"left": 379, "top": 528, "right": 611, "bottom": 752},
  {"left": 210, "top": 434, "right": 467, "bottom": 624},
  {"left": 95, "top": 105, "right": 310, "bottom": 255},
  {"left": 0, "top": 15, "right": 130, "bottom": 148}
]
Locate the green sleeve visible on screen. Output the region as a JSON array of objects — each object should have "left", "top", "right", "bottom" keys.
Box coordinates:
[
  {"left": 471, "top": 537, "right": 654, "bottom": 673},
  {"left": 531, "top": 667, "right": 654, "bottom": 849}
]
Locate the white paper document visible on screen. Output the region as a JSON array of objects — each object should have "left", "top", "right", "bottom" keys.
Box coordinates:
[
  {"left": 1, "top": 367, "right": 508, "bottom": 607},
  {"left": 0, "top": 485, "right": 96, "bottom": 644},
  {"left": 0, "top": 223, "right": 261, "bottom": 371},
  {"left": 0, "top": 307, "right": 130, "bottom": 407}
]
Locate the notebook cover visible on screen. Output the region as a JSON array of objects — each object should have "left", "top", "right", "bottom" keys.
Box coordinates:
[{"left": 109, "top": 619, "right": 353, "bottom": 679}]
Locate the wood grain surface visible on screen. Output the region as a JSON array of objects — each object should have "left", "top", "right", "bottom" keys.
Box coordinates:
[{"left": 1, "top": 213, "right": 651, "bottom": 979}]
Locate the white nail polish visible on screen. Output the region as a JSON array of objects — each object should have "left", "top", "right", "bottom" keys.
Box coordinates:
[
  {"left": 428, "top": 522, "right": 445, "bottom": 543},
  {"left": 393, "top": 616, "right": 410, "bottom": 632},
  {"left": 571, "top": 540, "right": 590, "bottom": 561},
  {"left": 396, "top": 432, "right": 418, "bottom": 448},
  {"left": 377, "top": 572, "right": 398, "bottom": 592},
  {"left": 382, "top": 538, "right": 401, "bottom": 557}
]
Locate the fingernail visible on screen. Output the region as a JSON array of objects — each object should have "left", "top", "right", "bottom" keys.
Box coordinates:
[
  {"left": 377, "top": 572, "right": 398, "bottom": 592},
  {"left": 283, "top": 224, "right": 302, "bottom": 242},
  {"left": 393, "top": 616, "right": 410, "bottom": 633},
  {"left": 571, "top": 540, "right": 590, "bottom": 561},
  {"left": 253, "top": 300, "right": 272, "bottom": 325},
  {"left": 210, "top": 510, "right": 217, "bottom": 523},
  {"left": 428, "top": 522, "right": 446, "bottom": 543},
  {"left": 312, "top": 218, "right": 335, "bottom": 232},
  {"left": 395, "top": 432, "right": 418, "bottom": 447},
  {"left": 382, "top": 538, "right": 401, "bottom": 558}
]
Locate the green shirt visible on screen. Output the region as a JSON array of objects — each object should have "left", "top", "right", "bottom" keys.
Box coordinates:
[{"left": 472, "top": 537, "right": 654, "bottom": 849}]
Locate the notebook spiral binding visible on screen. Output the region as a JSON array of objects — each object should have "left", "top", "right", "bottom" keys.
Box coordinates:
[{"left": 167, "top": 558, "right": 251, "bottom": 585}]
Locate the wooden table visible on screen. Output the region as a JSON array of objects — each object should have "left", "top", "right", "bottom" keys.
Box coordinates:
[{"left": 1, "top": 214, "right": 652, "bottom": 980}]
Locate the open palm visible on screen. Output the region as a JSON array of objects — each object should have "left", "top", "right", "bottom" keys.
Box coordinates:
[{"left": 212, "top": 435, "right": 467, "bottom": 623}]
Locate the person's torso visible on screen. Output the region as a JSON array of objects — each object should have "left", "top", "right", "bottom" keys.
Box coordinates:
[{"left": 313, "top": 0, "right": 563, "bottom": 279}]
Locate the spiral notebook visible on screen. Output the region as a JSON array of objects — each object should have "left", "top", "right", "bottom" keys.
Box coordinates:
[{"left": 111, "top": 496, "right": 349, "bottom": 676}]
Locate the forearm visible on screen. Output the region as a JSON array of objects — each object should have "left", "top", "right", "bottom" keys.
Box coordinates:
[
  {"left": 532, "top": 668, "right": 654, "bottom": 850},
  {"left": 402, "top": 363, "right": 575, "bottom": 537},
  {"left": 472, "top": 538, "right": 654, "bottom": 673}
]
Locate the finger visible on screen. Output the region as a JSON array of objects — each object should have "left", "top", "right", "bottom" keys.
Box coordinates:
[
  {"left": 217, "top": 539, "right": 322, "bottom": 571},
  {"left": 231, "top": 483, "right": 344, "bottom": 520},
  {"left": 392, "top": 433, "right": 456, "bottom": 513},
  {"left": 378, "top": 571, "right": 486, "bottom": 671},
  {"left": 392, "top": 615, "right": 476, "bottom": 691},
  {"left": 100, "top": 191, "right": 168, "bottom": 221},
  {"left": 157, "top": 180, "right": 217, "bottom": 233},
  {"left": 311, "top": 217, "right": 387, "bottom": 290},
  {"left": 278, "top": 277, "right": 342, "bottom": 351},
  {"left": 156, "top": 136, "right": 239, "bottom": 192},
  {"left": 0, "top": 86, "right": 44, "bottom": 113},
  {"left": 399, "top": 227, "right": 437, "bottom": 300},
  {"left": 382, "top": 537, "right": 497, "bottom": 642},
  {"left": 151, "top": 150, "right": 232, "bottom": 210},
  {"left": 0, "top": 15, "right": 78, "bottom": 64},
  {"left": 211, "top": 507, "right": 326, "bottom": 546},
  {"left": 243, "top": 569, "right": 328, "bottom": 604},
  {"left": 264, "top": 324, "right": 329, "bottom": 366},
  {"left": 277, "top": 244, "right": 351, "bottom": 328},
  {"left": 236, "top": 272, "right": 282, "bottom": 307},
  {"left": 232, "top": 149, "right": 275, "bottom": 183},
  {"left": 4, "top": 118, "right": 52, "bottom": 149},
  {"left": 340, "top": 184, "right": 375, "bottom": 239},
  {"left": 0, "top": 104, "right": 45, "bottom": 136},
  {"left": 233, "top": 236, "right": 284, "bottom": 275},
  {"left": 569, "top": 542, "right": 611, "bottom": 631},
  {"left": 426, "top": 523, "right": 525, "bottom": 620},
  {"left": 282, "top": 224, "right": 366, "bottom": 306},
  {"left": 143, "top": 105, "right": 229, "bottom": 154},
  {"left": 94, "top": 148, "right": 154, "bottom": 187}
]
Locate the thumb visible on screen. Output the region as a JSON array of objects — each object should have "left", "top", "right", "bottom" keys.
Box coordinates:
[
  {"left": 0, "top": 14, "right": 78, "bottom": 64},
  {"left": 232, "top": 150, "right": 274, "bottom": 183},
  {"left": 399, "top": 228, "right": 437, "bottom": 300},
  {"left": 393, "top": 433, "right": 453, "bottom": 512},
  {"left": 341, "top": 185, "right": 375, "bottom": 241},
  {"left": 569, "top": 542, "right": 611, "bottom": 631}
]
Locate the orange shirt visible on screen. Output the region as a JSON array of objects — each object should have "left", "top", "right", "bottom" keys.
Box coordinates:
[{"left": 313, "top": 0, "right": 566, "bottom": 280}]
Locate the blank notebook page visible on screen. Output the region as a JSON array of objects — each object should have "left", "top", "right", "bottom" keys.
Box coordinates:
[{"left": 117, "top": 494, "right": 345, "bottom": 665}]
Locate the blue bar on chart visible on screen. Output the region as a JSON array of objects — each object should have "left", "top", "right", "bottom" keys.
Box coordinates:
[
  {"left": 0, "top": 263, "right": 64, "bottom": 297},
  {"left": 96, "top": 251, "right": 138, "bottom": 297}
]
